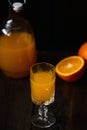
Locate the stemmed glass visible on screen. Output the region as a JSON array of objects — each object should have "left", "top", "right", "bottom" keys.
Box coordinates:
[{"left": 30, "top": 62, "right": 56, "bottom": 128}]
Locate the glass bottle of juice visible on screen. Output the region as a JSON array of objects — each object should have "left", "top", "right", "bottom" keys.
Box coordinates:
[{"left": 0, "top": 0, "right": 37, "bottom": 78}]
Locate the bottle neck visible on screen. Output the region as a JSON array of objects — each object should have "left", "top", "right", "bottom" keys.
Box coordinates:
[
  {"left": 7, "top": 0, "right": 28, "bottom": 21},
  {"left": 8, "top": 4, "right": 25, "bottom": 19},
  {"left": 1, "top": 1, "right": 30, "bottom": 36}
]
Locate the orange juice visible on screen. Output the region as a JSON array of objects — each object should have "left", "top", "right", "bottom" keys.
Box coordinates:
[
  {"left": 0, "top": 32, "right": 37, "bottom": 78},
  {"left": 30, "top": 71, "right": 55, "bottom": 105}
]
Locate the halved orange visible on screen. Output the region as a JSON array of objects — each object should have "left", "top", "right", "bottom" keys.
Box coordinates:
[{"left": 55, "top": 56, "right": 86, "bottom": 82}]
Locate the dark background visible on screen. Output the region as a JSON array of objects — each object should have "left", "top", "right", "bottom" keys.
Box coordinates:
[{"left": 0, "top": 0, "right": 87, "bottom": 51}]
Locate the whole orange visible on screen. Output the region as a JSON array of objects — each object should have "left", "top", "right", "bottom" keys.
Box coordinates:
[{"left": 78, "top": 42, "right": 87, "bottom": 63}]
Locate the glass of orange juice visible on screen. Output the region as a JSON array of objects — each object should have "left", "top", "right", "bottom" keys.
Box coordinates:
[{"left": 30, "top": 62, "right": 56, "bottom": 128}]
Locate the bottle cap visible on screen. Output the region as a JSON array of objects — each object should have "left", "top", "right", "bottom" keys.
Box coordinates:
[{"left": 13, "top": 2, "right": 23, "bottom": 12}]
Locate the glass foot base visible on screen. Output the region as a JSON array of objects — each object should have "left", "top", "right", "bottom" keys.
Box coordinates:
[{"left": 32, "top": 113, "right": 56, "bottom": 128}]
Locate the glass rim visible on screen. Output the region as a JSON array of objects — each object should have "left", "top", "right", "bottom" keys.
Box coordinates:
[{"left": 30, "top": 62, "right": 55, "bottom": 73}]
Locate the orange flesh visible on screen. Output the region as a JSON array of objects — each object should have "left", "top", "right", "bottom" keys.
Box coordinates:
[{"left": 58, "top": 58, "right": 83, "bottom": 74}]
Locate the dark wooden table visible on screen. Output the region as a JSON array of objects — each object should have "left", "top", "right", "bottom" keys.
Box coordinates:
[{"left": 0, "top": 51, "right": 87, "bottom": 130}]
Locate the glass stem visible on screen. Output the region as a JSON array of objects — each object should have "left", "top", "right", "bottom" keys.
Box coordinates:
[{"left": 38, "top": 104, "right": 48, "bottom": 120}]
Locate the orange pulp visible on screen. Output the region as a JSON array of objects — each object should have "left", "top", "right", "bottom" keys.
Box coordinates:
[{"left": 55, "top": 56, "right": 85, "bottom": 82}]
